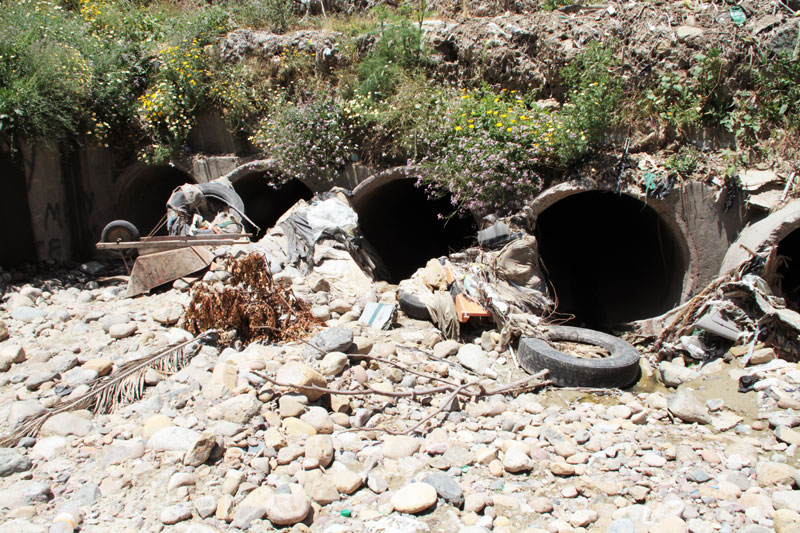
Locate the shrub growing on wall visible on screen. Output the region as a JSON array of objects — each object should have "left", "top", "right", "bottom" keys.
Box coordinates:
[{"left": 250, "top": 93, "right": 359, "bottom": 182}]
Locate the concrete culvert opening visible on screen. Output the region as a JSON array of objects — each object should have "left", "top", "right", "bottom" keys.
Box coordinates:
[
  {"left": 0, "top": 154, "right": 37, "bottom": 265},
  {"left": 233, "top": 175, "right": 313, "bottom": 237},
  {"left": 118, "top": 166, "right": 194, "bottom": 235},
  {"left": 352, "top": 178, "right": 477, "bottom": 283},
  {"left": 774, "top": 228, "right": 800, "bottom": 311},
  {"left": 536, "top": 191, "right": 687, "bottom": 331}
]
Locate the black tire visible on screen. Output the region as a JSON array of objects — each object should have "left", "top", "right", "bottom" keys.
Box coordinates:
[
  {"left": 397, "top": 290, "right": 432, "bottom": 321},
  {"left": 101, "top": 220, "right": 140, "bottom": 243},
  {"left": 518, "top": 326, "right": 641, "bottom": 388}
]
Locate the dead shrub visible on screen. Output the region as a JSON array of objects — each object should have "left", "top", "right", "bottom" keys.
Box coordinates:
[{"left": 184, "top": 252, "right": 319, "bottom": 344}]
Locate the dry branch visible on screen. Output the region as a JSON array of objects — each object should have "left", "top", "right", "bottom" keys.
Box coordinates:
[{"left": 0, "top": 332, "right": 213, "bottom": 447}]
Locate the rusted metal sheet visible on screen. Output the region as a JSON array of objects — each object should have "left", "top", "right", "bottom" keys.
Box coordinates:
[{"left": 127, "top": 246, "right": 214, "bottom": 297}]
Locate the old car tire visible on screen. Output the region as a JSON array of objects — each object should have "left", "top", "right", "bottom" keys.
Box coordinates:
[
  {"left": 518, "top": 326, "right": 641, "bottom": 388},
  {"left": 101, "top": 220, "right": 140, "bottom": 243},
  {"left": 397, "top": 290, "right": 432, "bottom": 321}
]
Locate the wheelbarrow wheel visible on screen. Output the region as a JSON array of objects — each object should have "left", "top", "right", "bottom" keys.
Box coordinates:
[
  {"left": 518, "top": 326, "right": 641, "bottom": 388},
  {"left": 101, "top": 220, "right": 140, "bottom": 243}
]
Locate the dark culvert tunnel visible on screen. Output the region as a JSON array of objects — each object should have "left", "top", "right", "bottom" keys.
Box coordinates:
[
  {"left": 0, "top": 154, "right": 37, "bottom": 265},
  {"left": 233, "top": 175, "right": 313, "bottom": 237},
  {"left": 775, "top": 228, "right": 800, "bottom": 311},
  {"left": 536, "top": 191, "right": 687, "bottom": 331},
  {"left": 353, "top": 178, "right": 477, "bottom": 283},
  {"left": 118, "top": 166, "right": 194, "bottom": 236}
]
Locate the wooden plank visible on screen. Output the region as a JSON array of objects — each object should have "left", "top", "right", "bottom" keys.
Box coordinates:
[{"left": 96, "top": 238, "right": 249, "bottom": 250}]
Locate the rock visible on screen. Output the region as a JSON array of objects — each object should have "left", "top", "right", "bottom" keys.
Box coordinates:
[
  {"left": 265, "top": 493, "right": 311, "bottom": 526},
  {"left": 303, "top": 327, "right": 354, "bottom": 359},
  {"left": 676, "top": 25, "right": 704, "bottom": 40},
  {"left": 303, "top": 474, "right": 339, "bottom": 505},
  {"left": 0, "top": 481, "right": 52, "bottom": 506},
  {"left": 147, "top": 427, "right": 201, "bottom": 452},
  {"left": 279, "top": 395, "right": 307, "bottom": 418},
  {"left": 184, "top": 434, "right": 216, "bottom": 466},
  {"left": 24, "top": 371, "right": 57, "bottom": 391},
  {"left": 10, "top": 306, "right": 46, "bottom": 322},
  {"left": 168, "top": 472, "right": 196, "bottom": 491},
  {"left": 0, "top": 342, "right": 26, "bottom": 371},
  {"left": 101, "top": 314, "right": 129, "bottom": 333},
  {"left": 40, "top": 411, "right": 92, "bottom": 437},
  {"left": 80, "top": 260, "right": 105, "bottom": 276},
  {"left": 531, "top": 496, "right": 553, "bottom": 513},
  {"left": 758, "top": 462, "right": 797, "bottom": 488},
  {"left": 282, "top": 417, "right": 317, "bottom": 436},
  {"left": 568, "top": 509, "right": 598, "bottom": 527},
  {"left": 642, "top": 453, "right": 667, "bottom": 467},
  {"left": 30, "top": 436, "right": 67, "bottom": 460},
  {"left": 233, "top": 505, "right": 266, "bottom": 529},
  {"left": 207, "top": 394, "right": 261, "bottom": 424},
  {"left": 222, "top": 469, "right": 245, "bottom": 495},
  {"left": 7, "top": 400, "right": 46, "bottom": 428},
  {"left": 542, "top": 425, "right": 577, "bottom": 458},
  {"left": 0, "top": 449, "right": 32, "bottom": 477},
  {"left": 82, "top": 358, "right": 113, "bottom": 377},
  {"left": 153, "top": 303, "right": 183, "bottom": 326},
  {"left": 160, "top": 504, "right": 192, "bottom": 525},
  {"left": 320, "top": 351, "right": 348, "bottom": 376},
  {"left": 658, "top": 361, "right": 698, "bottom": 387},
  {"left": 457, "top": 344, "right": 489, "bottom": 375},
  {"left": 433, "top": 340, "right": 460, "bottom": 358},
  {"left": 749, "top": 347, "right": 776, "bottom": 365},
  {"left": 392, "top": 482, "right": 438, "bottom": 514},
  {"left": 382, "top": 435, "right": 421, "bottom": 459},
  {"left": 275, "top": 362, "right": 327, "bottom": 401},
  {"left": 503, "top": 447, "right": 532, "bottom": 473},
  {"left": 109, "top": 322, "right": 137, "bottom": 339},
  {"left": 216, "top": 494, "right": 234, "bottom": 521},
  {"left": 305, "top": 435, "right": 334, "bottom": 468},
  {"left": 688, "top": 469, "right": 711, "bottom": 483},
  {"left": 668, "top": 388, "right": 711, "bottom": 424},
  {"left": 328, "top": 463, "right": 362, "bottom": 494},
  {"left": 775, "top": 509, "right": 800, "bottom": 533},
  {"left": 776, "top": 425, "right": 800, "bottom": 446},
  {"left": 194, "top": 495, "right": 217, "bottom": 518},
  {"left": 465, "top": 493, "right": 487, "bottom": 513},
  {"left": 651, "top": 515, "right": 686, "bottom": 533},
  {"left": 0, "top": 321, "right": 7, "bottom": 341},
  {"left": 368, "top": 471, "right": 388, "bottom": 494},
  {"left": 423, "top": 472, "right": 464, "bottom": 508},
  {"left": 142, "top": 414, "right": 173, "bottom": 438},
  {"left": 711, "top": 411, "right": 743, "bottom": 432},
  {"left": 300, "top": 406, "right": 333, "bottom": 434},
  {"left": 550, "top": 461, "right": 575, "bottom": 476},
  {"left": 773, "top": 490, "right": 800, "bottom": 513}
]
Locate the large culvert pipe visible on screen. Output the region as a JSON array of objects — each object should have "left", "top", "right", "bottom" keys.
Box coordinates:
[
  {"left": 232, "top": 175, "right": 313, "bottom": 237},
  {"left": 351, "top": 169, "right": 476, "bottom": 283},
  {"left": 532, "top": 189, "right": 688, "bottom": 330},
  {"left": 0, "top": 153, "right": 36, "bottom": 265},
  {"left": 117, "top": 165, "right": 195, "bottom": 235}
]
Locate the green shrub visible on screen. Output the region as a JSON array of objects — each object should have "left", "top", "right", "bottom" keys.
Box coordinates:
[
  {"left": 641, "top": 48, "right": 731, "bottom": 133},
  {"left": 226, "top": 0, "right": 298, "bottom": 33},
  {"left": 560, "top": 41, "right": 623, "bottom": 143},
  {"left": 356, "top": 1, "right": 428, "bottom": 99}
]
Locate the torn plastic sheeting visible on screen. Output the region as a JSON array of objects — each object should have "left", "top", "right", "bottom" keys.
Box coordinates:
[
  {"left": 358, "top": 302, "right": 396, "bottom": 330},
  {"left": 694, "top": 309, "right": 743, "bottom": 341},
  {"left": 279, "top": 196, "right": 364, "bottom": 273}
]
